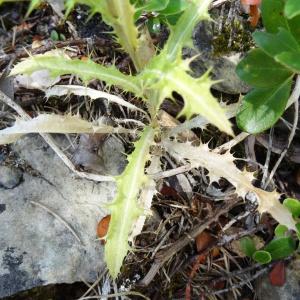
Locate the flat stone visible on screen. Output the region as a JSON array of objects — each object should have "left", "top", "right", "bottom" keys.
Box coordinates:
[
  {"left": 0, "top": 165, "right": 22, "bottom": 189},
  {"left": 0, "top": 135, "right": 119, "bottom": 298}
]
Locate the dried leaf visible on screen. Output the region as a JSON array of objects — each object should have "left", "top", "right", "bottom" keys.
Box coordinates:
[
  {"left": 15, "top": 70, "right": 60, "bottom": 90},
  {"left": 46, "top": 85, "right": 145, "bottom": 114},
  {"left": 129, "top": 155, "right": 160, "bottom": 242},
  {"left": 0, "top": 114, "right": 132, "bottom": 145},
  {"left": 269, "top": 261, "right": 286, "bottom": 286},
  {"left": 196, "top": 230, "right": 215, "bottom": 253},
  {"left": 97, "top": 215, "right": 111, "bottom": 244},
  {"left": 163, "top": 140, "right": 296, "bottom": 230}
]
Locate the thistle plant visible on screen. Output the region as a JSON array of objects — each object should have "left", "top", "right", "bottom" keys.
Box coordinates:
[{"left": 0, "top": 0, "right": 297, "bottom": 279}]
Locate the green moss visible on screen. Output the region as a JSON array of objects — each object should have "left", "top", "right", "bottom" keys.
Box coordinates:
[{"left": 212, "top": 19, "right": 255, "bottom": 57}]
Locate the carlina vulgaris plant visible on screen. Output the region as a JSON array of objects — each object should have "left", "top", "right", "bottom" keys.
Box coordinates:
[{"left": 0, "top": 0, "right": 297, "bottom": 279}]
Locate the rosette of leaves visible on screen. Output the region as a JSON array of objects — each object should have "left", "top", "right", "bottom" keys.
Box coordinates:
[
  {"left": 1, "top": 0, "right": 234, "bottom": 279},
  {"left": 2, "top": 0, "right": 298, "bottom": 280},
  {"left": 236, "top": 0, "right": 300, "bottom": 133}
]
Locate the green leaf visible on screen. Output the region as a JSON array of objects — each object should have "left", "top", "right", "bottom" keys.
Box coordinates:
[
  {"left": 135, "top": 0, "right": 169, "bottom": 19},
  {"left": 146, "top": 17, "right": 162, "bottom": 33},
  {"left": 164, "top": 0, "right": 211, "bottom": 61},
  {"left": 26, "top": 0, "right": 42, "bottom": 17},
  {"left": 164, "top": 13, "right": 183, "bottom": 25},
  {"left": 275, "top": 51, "right": 300, "bottom": 73},
  {"left": 264, "top": 237, "right": 296, "bottom": 260},
  {"left": 253, "top": 250, "right": 272, "bottom": 264},
  {"left": 10, "top": 53, "right": 142, "bottom": 96},
  {"left": 285, "top": 0, "right": 300, "bottom": 19},
  {"left": 240, "top": 237, "right": 256, "bottom": 257},
  {"left": 236, "top": 49, "right": 293, "bottom": 88},
  {"left": 66, "top": 0, "right": 148, "bottom": 70},
  {"left": 159, "top": 0, "right": 188, "bottom": 15},
  {"left": 283, "top": 198, "right": 300, "bottom": 218},
  {"left": 261, "top": 0, "right": 300, "bottom": 43},
  {"left": 253, "top": 28, "right": 300, "bottom": 57},
  {"left": 288, "top": 15, "right": 300, "bottom": 43},
  {"left": 274, "top": 224, "right": 288, "bottom": 237},
  {"left": 138, "top": 0, "right": 169, "bottom": 12},
  {"left": 261, "top": 0, "right": 290, "bottom": 33},
  {"left": 142, "top": 55, "right": 233, "bottom": 135},
  {"left": 50, "top": 30, "right": 59, "bottom": 41},
  {"left": 237, "top": 77, "right": 292, "bottom": 133},
  {"left": 105, "top": 126, "right": 155, "bottom": 279},
  {"left": 296, "top": 223, "right": 300, "bottom": 240}
]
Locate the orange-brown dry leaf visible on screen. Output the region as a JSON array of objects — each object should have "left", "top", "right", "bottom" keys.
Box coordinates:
[
  {"left": 241, "top": 0, "right": 261, "bottom": 27},
  {"left": 196, "top": 230, "right": 215, "bottom": 253},
  {"left": 97, "top": 215, "right": 111, "bottom": 244},
  {"left": 269, "top": 261, "right": 286, "bottom": 286},
  {"left": 211, "top": 247, "right": 220, "bottom": 258}
]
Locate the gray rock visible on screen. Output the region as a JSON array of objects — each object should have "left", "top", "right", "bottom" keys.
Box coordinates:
[
  {"left": 101, "top": 136, "right": 126, "bottom": 176},
  {"left": 0, "top": 165, "right": 22, "bottom": 189},
  {"left": 257, "top": 259, "right": 300, "bottom": 300},
  {"left": 0, "top": 135, "right": 119, "bottom": 298}
]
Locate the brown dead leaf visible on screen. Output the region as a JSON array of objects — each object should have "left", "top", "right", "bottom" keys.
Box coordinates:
[
  {"left": 196, "top": 230, "right": 215, "bottom": 253},
  {"left": 97, "top": 215, "right": 111, "bottom": 244},
  {"left": 269, "top": 261, "right": 286, "bottom": 287}
]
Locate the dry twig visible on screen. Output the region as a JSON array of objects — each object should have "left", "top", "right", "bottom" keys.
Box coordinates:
[{"left": 140, "top": 198, "right": 239, "bottom": 285}]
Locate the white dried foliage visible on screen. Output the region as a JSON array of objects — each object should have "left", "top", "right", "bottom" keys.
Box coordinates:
[
  {"left": 169, "top": 102, "right": 239, "bottom": 136},
  {"left": 15, "top": 70, "right": 60, "bottom": 90},
  {"left": 129, "top": 155, "right": 161, "bottom": 242},
  {"left": 163, "top": 140, "right": 296, "bottom": 230},
  {"left": 46, "top": 85, "right": 145, "bottom": 114},
  {"left": 0, "top": 114, "right": 132, "bottom": 144}
]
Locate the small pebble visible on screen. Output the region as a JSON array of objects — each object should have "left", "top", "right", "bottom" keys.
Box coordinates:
[{"left": 0, "top": 165, "right": 22, "bottom": 189}]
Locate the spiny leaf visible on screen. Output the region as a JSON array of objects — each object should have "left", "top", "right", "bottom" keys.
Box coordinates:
[
  {"left": 105, "top": 126, "right": 155, "bottom": 278},
  {"left": 65, "top": 0, "right": 147, "bottom": 70},
  {"left": 10, "top": 52, "right": 142, "bottom": 96},
  {"left": 164, "top": 0, "right": 212, "bottom": 61},
  {"left": 163, "top": 140, "right": 296, "bottom": 231},
  {"left": 0, "top": 114, "right": 132, "bottom": 145},
  {"left": 129, "top": 155, "right": 160, "bottom": 242},
  {"left": 141, "top": 55, "right": 233, "bottom": 135},
  {"left": 46, "top": 85, "right": 145, "bottom": 113}
]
